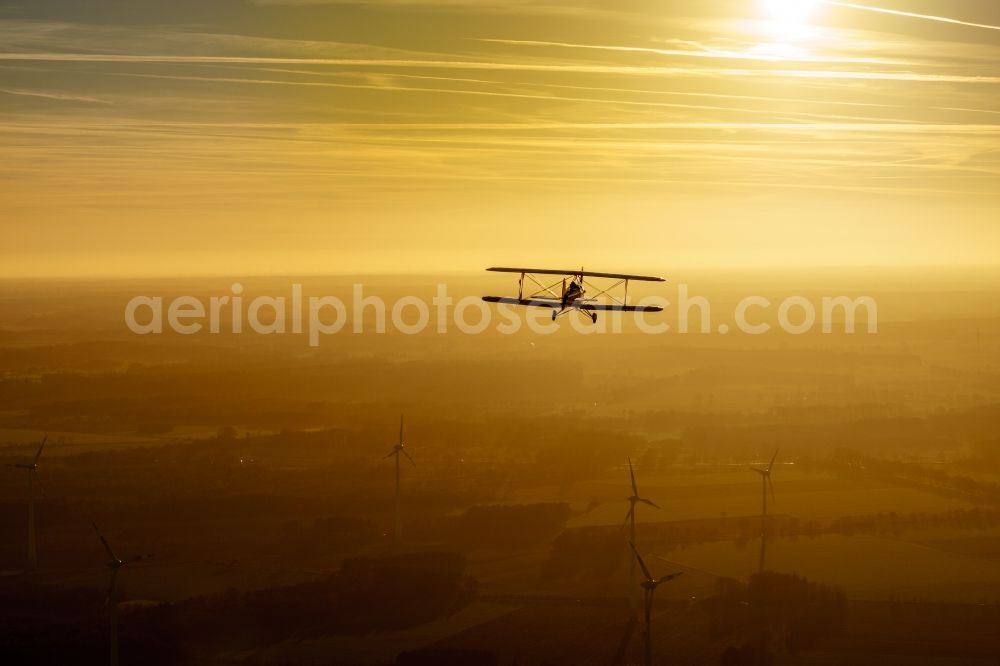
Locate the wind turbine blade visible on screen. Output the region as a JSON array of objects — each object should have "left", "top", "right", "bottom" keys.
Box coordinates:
[
  {"left": 611, "top": 617, "right": 637, "bottom": 666},
  {"left": 768, "top": 448, "right": 779, "bottom": 473},
  {"left": 628, "top": 457, "right": 638, "bottom": 496},
  {"left": 384, "top": 450, "right": 396, "bottom": 459},
  {"left": 639, "top": 498, "right": 660, "bottom": 509},
  {"left": 399, "top": 414, "right": 404, "bottom": 445},
  {"left": 650, "top": 554, "right": 724, "bottom": 579},
  {"left": 657, "top": 572, "right": 683, "bottom": 584},
  {"left": 621, "top": 506, "right": 634, "bottom": 530},
  {"left": 750, "top": 466, "right": 766, "bottom": 476},
  {"left": 33, "top": 436, "right": 47, "bottom": 465},
  {"left": 402, "top": 448, "right": 416, "bottom": 467},
  {"left": 629, "top": 541, "right": 653, "bottom": 582},
  {"left": 92, "top": 522, "right": 118, "bottom": 563}
]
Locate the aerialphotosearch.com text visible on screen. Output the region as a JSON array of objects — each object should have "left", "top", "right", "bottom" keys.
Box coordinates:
[{"left": 124, "top": 283, "right": 878, "bottom": 347}]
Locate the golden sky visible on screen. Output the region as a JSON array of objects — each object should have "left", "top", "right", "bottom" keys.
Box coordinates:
[{"left": 1, "top": 0, "right": 999, "bottom": 276}]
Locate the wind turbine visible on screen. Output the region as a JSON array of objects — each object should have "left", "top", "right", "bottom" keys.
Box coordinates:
[
  {"left": 630, "top": 541, "right": 682, "bottom": 666},
  {"left": 93, "top": 522, "right": 149, "bottom": 666},
  {"left": 623, "top": 457, "right": 659, "bottom": 619},
  {"left": 384, "top": 415, "right": 414, "bottom": 542},
  {"left": 7, "top": 436, "right": 46, "bottom": 569},
  {"left": 750, "top": 449, "right": 778, "bottom": 574}
]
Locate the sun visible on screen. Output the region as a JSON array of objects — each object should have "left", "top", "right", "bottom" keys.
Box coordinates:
[{"left": 764, "top": 0, "right": 822, "bottom": 25}]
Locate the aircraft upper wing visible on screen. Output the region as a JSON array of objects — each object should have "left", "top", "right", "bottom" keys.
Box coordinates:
[
  {"left": 487, "top": 267, "right": 665, "bottom": 282},
  {"left": 482, "top": 296, "right": 559, "bottom": 308},
  {"left": 579, "top": 303, "right": 663, "bottom": 313}
]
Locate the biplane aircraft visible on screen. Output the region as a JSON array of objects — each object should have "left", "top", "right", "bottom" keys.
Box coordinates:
[{"left": 482, "top": 267, "right": 665, "bottom": 323}]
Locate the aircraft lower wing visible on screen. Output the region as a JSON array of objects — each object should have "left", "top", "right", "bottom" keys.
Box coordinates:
[
  {"left": 579, "top": 303, "right": 663, "bottom": 312},
  {"left": 482, "top": 297, "right": 662, "bottom": 313},
  {"left": 482, "top": 296, "right": 559, "bottom": 309}
]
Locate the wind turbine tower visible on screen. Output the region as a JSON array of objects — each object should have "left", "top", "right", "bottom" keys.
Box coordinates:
[
  {"left": 385, "top": 415, "right": 415, "bottom": 542},
  {"left": 93, "top": 522, "right": 149, "bottom": 666},
  {"left": 624, "top": 457, "right": 659, "bottom": 619},
  {"left": 750, "top": 449, "right": 779, "bottom": 574},
  {"left": 7, "top": 436, "right": 46, "bottom": 569},
  {"left": 630, "top": 541, "right": 682, "bottom": 666}
]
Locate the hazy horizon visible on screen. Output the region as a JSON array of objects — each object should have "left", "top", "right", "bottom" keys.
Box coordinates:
[{"left": 2, "top": 263, "right": 1000, "bottom": 281}]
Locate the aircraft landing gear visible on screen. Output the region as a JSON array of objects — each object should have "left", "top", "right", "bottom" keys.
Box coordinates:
[
  {"left": 589, "top": 312, "right": 597, "bottom": 324},
  {"left": 551, "top": 310, "right": 557, "bottom": 321}
]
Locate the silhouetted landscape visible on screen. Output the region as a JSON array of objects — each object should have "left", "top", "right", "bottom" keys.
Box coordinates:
[{"left": 2, "top": 269, "right": 999, "bottom": 664}]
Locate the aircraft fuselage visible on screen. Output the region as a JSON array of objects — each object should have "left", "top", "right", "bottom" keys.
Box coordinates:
[
  {"left": 562, "top": 280, "right": 584, "bottom": 308},
  {"left": 552, "top": 280, "right": 596, "bottom": 322}
]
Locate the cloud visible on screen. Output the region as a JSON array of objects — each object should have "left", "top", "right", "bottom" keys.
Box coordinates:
[
  {"left": 3, "top": 52, "right": 999, "bottom": 85},
  {"left": 1, "top": 2, "right": 998, "bottom": 273},
  {"left": 109, "top": 71, "right": 906, "bottom": 120},
  {"left": 248, "top": 0, "right": 637, "bottom": 21}
]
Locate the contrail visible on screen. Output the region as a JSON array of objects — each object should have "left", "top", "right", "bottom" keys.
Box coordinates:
[
  {"left": 245, "top": 68, "right": 905, "bottom": 110},
  {"left": 823, "top": 1, "right": 1000, "bottom": 31},
  {"left": 478, "top": 37, "right": 901, "bottom": 66},
  {"left": 0, "top": 88, "right": 110, "bottom": 104}
]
